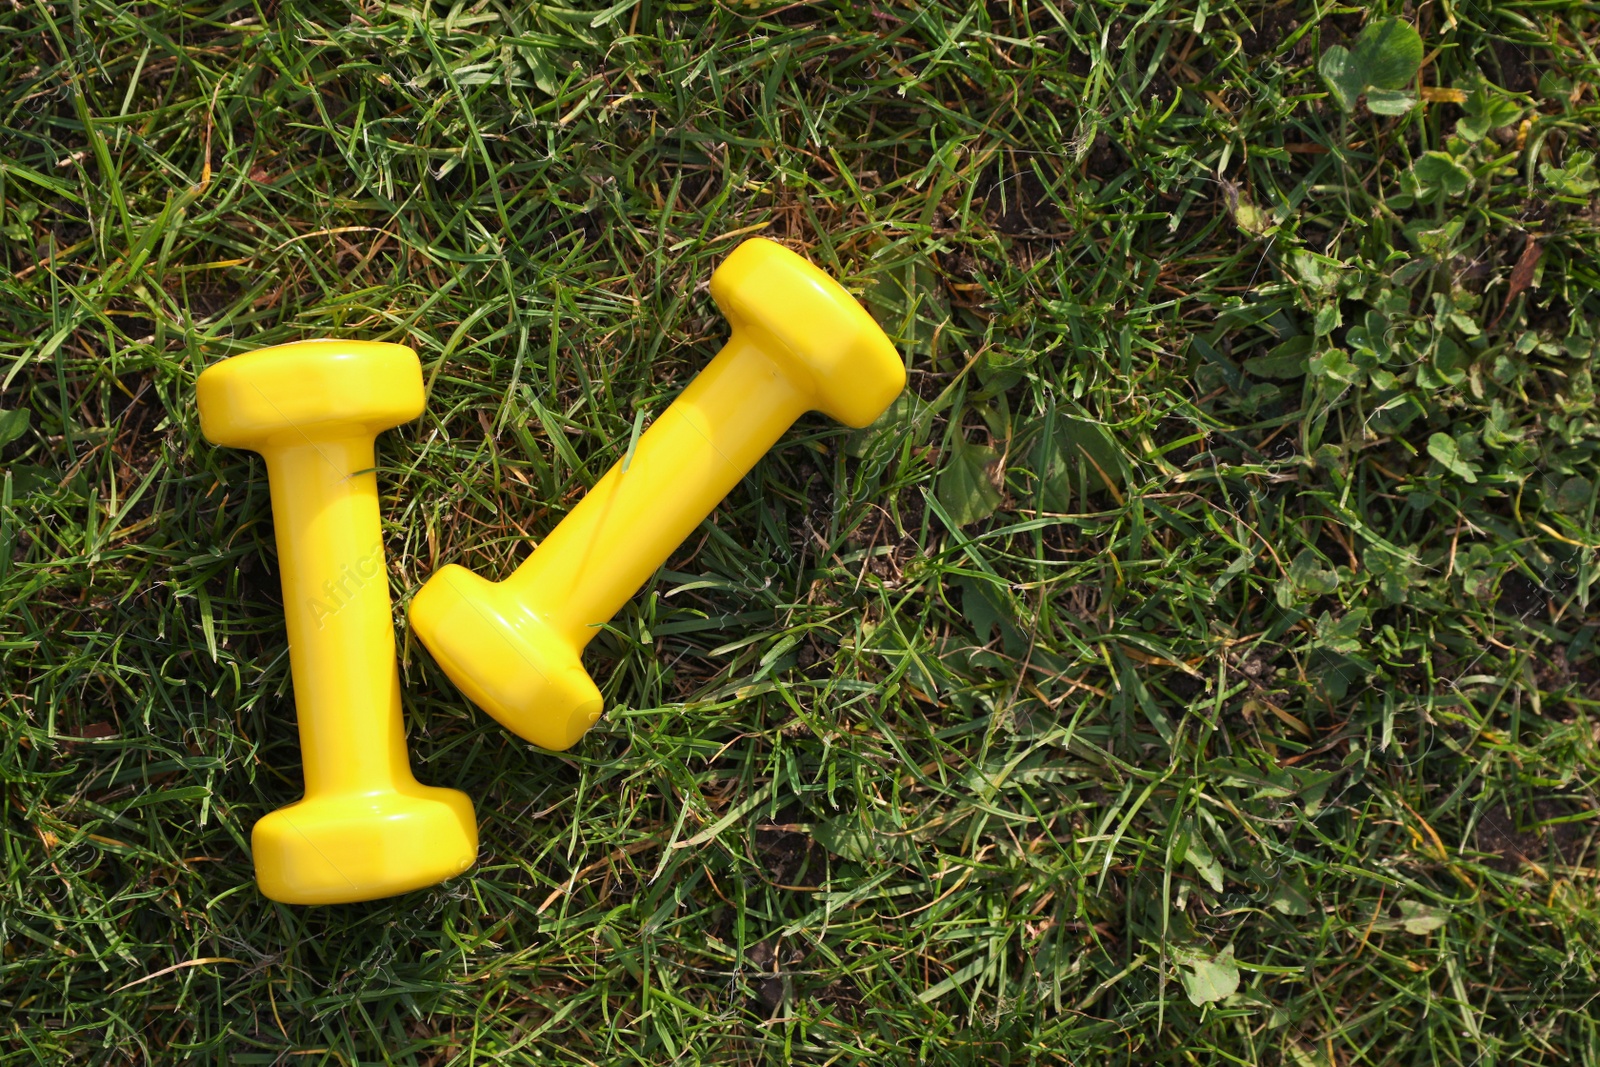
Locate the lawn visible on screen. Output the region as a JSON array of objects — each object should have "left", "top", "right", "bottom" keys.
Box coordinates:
[{"left": 3, "top": 0, "right": 1599, "bottom": 1062}]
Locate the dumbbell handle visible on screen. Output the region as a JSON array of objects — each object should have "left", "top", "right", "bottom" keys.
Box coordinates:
[
  {"left": 263, "top": 438, "right": 407, "bottom": 796},
  {"left": 505, "top": 333, "right": 809, "bottom": 647}
]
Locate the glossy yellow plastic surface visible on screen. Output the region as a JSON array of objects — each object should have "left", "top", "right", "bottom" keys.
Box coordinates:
[
  {"left": 410, "top": 238, "right": 906, "bottom": 750},
  {"left": 197, "top": 340, "right": 477, "bottom": 905}
]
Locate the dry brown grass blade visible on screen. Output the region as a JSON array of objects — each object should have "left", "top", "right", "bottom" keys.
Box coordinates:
[{"left": 1493, "top": 236, "right": 1543, "bottom": 328}]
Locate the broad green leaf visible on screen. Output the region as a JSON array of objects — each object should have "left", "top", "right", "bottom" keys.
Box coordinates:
[
  {"left": 1178, "top": 945, "right": 1240, "bottom": 1006},
  {"left": 938, "top": 436, "right": 1002, "bottom": 527},
  {"left": 1364, "top": 88, "right": 1416, "bottom": 115},
  {"left": 0, "top": 407, "right": 30, "bottom": 448},
  {"left": 812, "top": 810, "right": 911, "bottom": 864},
  {"left": 1289, "top": 769, "right": 1338, "bottom": 815},
  {"left": 1190, "top": 336, "right": 1243, "bottom": 392},
  {"left": 957, "top": 576, "right": 1009, "bottom": 643},
  {"left": 1034, "top": 413, "right": 1126, "bottom": 511},
  {"left": 1309, "top": 347, "right": 1358, "bottom": 385},
  {"left": 1318, "top": 45, "right": 1361, "bottom": 111},
  {"left": 811, "top": 817, "right": 876, "bottom": 863},
  {"left": 1352, "top": 19, "right": 1423, "bottom": 90},
  {"left": 1292, "top": 550, "right": 1341, "bottom": 594},
  {"left": 1397, "top": 900, "right": 1447, "bottom": 935},
  {"left": 1309, "top": 648, "right": 1370, "bottom": 702},
  {"left": 1312, "top": 302, "right": 1342, "bottom": 337},
  {"left": 845, "top": 393, "right": 924, "bottom": 461},
  {"left": 1312, "top": 608, "right": 1369, "bottom": 656},
  {"left": 1413, "top": 152, "right": 1472, "bottom": 198},
  {"left": 1231, "top": 195, "right": 1273, "bottom": 238},
  {"left": 1277, "top": 549, "right": 1342, "bottom": 609},
  {"left": 1427, "top": 432, "right": 1478, "bottom": 483},
  {"left": 1289, "top": 251, "right": 1342, "bottom": 295},
  {"left": 1267, "top": 880, "right": 1311, "bottom": 916},
  {"left": 5, "top": 463, "right": 52, "bottom": 496},
  {"left": 1346, "top": 310, "right": 1394, "bottom": 360},
  {"left": 1541, "top": 150, "right": 1600, "bottom": 196},
  {"left": 976, "top": 349, "right": 1029, "bottom": 396},
  {"left": 1320, "top": 20, "right": 1422, "bottom": 112},
  {"left": 1457, "top": 84, "right": 1521, "bottom": 141},
  {"left": 1366, "top": 550, "right": 1416, "bottom": 605},
  {"left": 1462, "top": 566, "right": 1496, "bottom": 600},
  {"left": 1244, "top": 336, "right": 1312, "bottom": 379},
  {"left": 1422, "top": 337, "right": 1467, "bottom": 389},
  {"left": 1403, "top": 214, "right": 1466, "bottom": 254},
  {"left": 1555, "top": 474, "right": 1594, "bottom": 515},
  {"left": 1182, "top": 831, "right": 1225, "bottom": 893},
  {"left": 1286, "top": 1041, "right": 1335, "bottom": 1067}
]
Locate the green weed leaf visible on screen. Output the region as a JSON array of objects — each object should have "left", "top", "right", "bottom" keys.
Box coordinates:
[
  {"left": 1318, "top": 46, "right": 1362, "bottom": 112},
  {"left": 813, "top": 811, "right": 911, "bottom": 864},
  {"left": 1364, "top": 88, "right": 1417, "bottom": 116},
  {"left": 0, "top": 408, "right": 31, "bottom": 448},
  {"left": 1227, "top": 186, "right": 1275, "bottom": 238},
  {"left": 1353, "top": 20, "right": 1424, "bottom": 91},
  {"left": 1457, "top": 84, "right": 1521, "bottom": 141},
  {"left": 1182, "top": 830, "right": 1225, "bottom": 893},
  {"left": 1427, "top": 432, "right": 1478, "bottom": 483},
  {"left": 1244, "top": 336, "right": 1312, "bottom": 379},
  {"left": 1309, "top": 347, "right": 1359, "bottom": 385},
  {"left": 1555, "top": 474, "right": 1594, "bottom": 515},
  {"left": 1277, "top": 549, "right": 1341, "bottom": 608},
  {"left": 1034, "top": 412, "right": 1126, "bottom": 510},
  {"left": 845, "top": 393, "right": 925, "bottom": 462},
  {"left": 1312, "top": 303, "right": 1343, "bottom": 338},
  {"left": 1267, "top": 880, "right": 1311, "bottom": 916},
  {"left": 938, "top": 436, "right": 1003, "bottom": 527},
  {"left": 1413, "top": 152, "right": 1472, "bottom": 199},
  {"left": 1176, "top": 945, "right": 1240, "bottom": 1006},
  {"left": 957, "top": 576, "right": 1009, "bottom": 643},
  {"left": 1319, "top": 19, "right": 1423, "bottom": 112},
  {"left": 1312, "top": 609, "right": 1369, "bottom": 656},
  {"left": 1541, "top": 150, "right": 1600, "bottom": 196},
  {"left": 1289, "top": 251, "right": 1341, "bottom": 294},
  {"left": 1397, "top": 900, "right": 1448, "bottom": 935},
  {"left": 1367, "top": 550, "right": 1417, "bottom": 605}
]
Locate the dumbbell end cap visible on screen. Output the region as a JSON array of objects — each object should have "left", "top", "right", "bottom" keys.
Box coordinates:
[
  {"left": 711, "top": 238, "right": 905, "bottom": 428},
  {"left": 410, "top": 565, "right": 604, "bottom": 752},
  {"left": 252, "top": 785, "right": 477, "bottom": 905},
  {"left": 197, "top": 340, "right": 425, "bottom": 449}
]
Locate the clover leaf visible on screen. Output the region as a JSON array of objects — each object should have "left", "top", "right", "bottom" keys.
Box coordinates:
[
  {"left": 1320, "top": 19, "right": 1424, "bottom": 114},
  {"left": 1427, "top": 432, "right": 1480, "bottom": 484},
  {"left": 1457, "top": 82, "right": 1522, "bottom": 142}
]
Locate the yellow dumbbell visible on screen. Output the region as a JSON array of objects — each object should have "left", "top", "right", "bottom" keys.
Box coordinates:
[
  {"left": 197, "top": 340, "right": 477, "bottom": 904},
  {"left": 410, "top": 238, "right": 905, "bottom": 750}
]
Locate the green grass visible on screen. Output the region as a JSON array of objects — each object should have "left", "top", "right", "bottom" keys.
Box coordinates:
[{"left": 3, "top": 0, "right": 1600, "bottom": 1062}]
